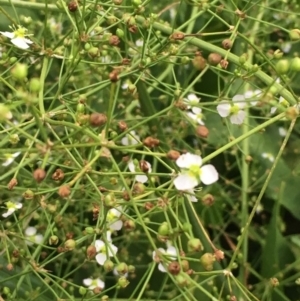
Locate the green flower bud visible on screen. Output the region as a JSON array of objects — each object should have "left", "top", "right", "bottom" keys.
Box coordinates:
[
  {"left": 175, "top": 273, "right": 190, "bottom": 287},
  {"left": 23, "top": 189, "right": 34, "bottom": 199},
  {"left": 200, "top": 253, "right": 215, "bottom": 271},
  {"left": 9, "top": 57, "right": 17, "bottom": 63},
  {"left": 132, "top": 0, "right": 142, "bottom": 6},
  {"left": 76, "top": 103, "right": 85, "bottom": 114},
  {"left": 188, "top": 238, "right": 203, "bottom": 252},
  {"left": 181, "top": 56, "right": 190, "bottom": 64},
  {"left": 128, "top": 265, "right": 135, "bottom": 273},
  {"left": 182, "top": 223, "right": 191, "bottom": 232},
  {"left": 0, "top": 104, "right": 12, "bottom": 120},
  {"left": 239, "top": 53, "right": 247, "bottom": 65},
  {"left": 116, "top": 28, "right": 124, "bottom": 38},
  {"left": 289, "top": 29, "right": 300, "bottom": 40},
  {"left": 85, "top": 227, "right": 94, "bottom": 234},
  {"left": 118, "top": 276, "right": 129, "bottom": 288},
  {"left": 64, "top": 239, "right": 76, "bottom": 251},
  {"left": 29, "top": 78, "right": 41, "bottom": 92},
  {"left": 104, "top": 193, "right": 116, "bottom": 207},
  {"left": 79, "top": 286, "right": 87, "bottom": 295},
  {"left": 11, "top": 63, "right": 28, "bottom": 80},
  {"left": 103, "top": 259, "right": 114, "bottom": 272},
  {"left": 84, "top": 43, "right": 91, "bottom": 50},
  {"left": 275, "top": 59, "right": 289, "bottom": 74},
  {"left": 9, "top": 134, "right": 19, "bottom": 145},
  {"left": 3, "top": 287, "right": 10, "bottom": 295},
  {"left": 158, "top": 222, "right": 170, "bottom": 236},
  {"left": 49, "top": 235, "right": 59, "bottom": 245},
  {"left": 116, "top": 262, "right": 128, "bottom": 275},
  {"left": 290, "top": 57, "right": 300, "bottom": 72},
  {"left": 273, "top": 49, "right": 283, "bottom": 59},
  {"left": 88, "top": 47, "right": 99, "bottom": 58}
]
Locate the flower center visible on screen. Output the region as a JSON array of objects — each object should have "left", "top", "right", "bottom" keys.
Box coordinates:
[
  {"left": 188, "top": 164, "right": 201, "bottom": 177},
  {"left": 14, "top": 27, "right": 26, "bottom": 38},
  {"left": 6, "top": 201, "right": 16, "bottom": 209},
  {"left": 281, "top": 99, "right": 289, "bottom": 108},
  {"left": 230, "top": 104, "right": 240, "bottom": 115}
]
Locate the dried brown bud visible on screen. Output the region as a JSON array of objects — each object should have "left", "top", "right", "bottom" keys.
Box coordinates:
[
  {"left": 93, "top": 287, "right": 103, "bottom": 294},
  {"left": 123, "top": 220, "right": 136, "bottom": 231},
  {"left": 144, "top": 202, "right": 154, "bottom": 211},
  {"left": 129, "top": 25, "right": 138, "bottom": 33},
  {"left": 98, "top": 186, "right": 108, "bottom": 192},
  {"left": 66, "top": 232, "right": 74, "bottom": 239},
  {"left": 214, "top": 249, "right": 224, "bottom": 261},
  {"left": 196, "top": 125, "right": 209, "bottom": 138},
  {"left": 122, "top": 58, "right": 131, "bottom": 65},
  {"left": 118, "top": 120, "right": 128, "bottom": 131},
  {"left": 139, "top": 160, "right": 150, "bottom": 173},
  {"left": 109, "top": 70, "right": 119, "bottom": 82},
  {"left": 109, "top": 35, "right": 120, "bottom": 46},
  {"left": 235, "top": 9, "right": 246, "bottom": 19},
  {"left": 86, "top": 245, "right": 97, "bottom": 259},
  {"left": 52, "top": 168, "right": 65, "bottom": 181},
  {"left": 208, "top": 53, "right": 222, "bottom": 66},
  {"left": 90, "top": 113, "right": 107, "bottom": 127},
  {"left": 68, "top": 0, "right": 78, "bottom": 12},
  {"left": 192, "top": 55, "right": 207, "bottom": 70},
  {"left": 222, "top": 39, "right": 233, "bottom": 50},
  {"left": 8, "top": 178, "right": 18, "bottom": 190},
  {"left": 168, "top": 261, "right": 181, "bottom": 275},
  {"left": 33, "top": 168, "right": 46, "bottom": 183},
  {"left": 58, "top": 185, "right": 71, "bottom": 198},
  {"left": 133, "top": 183, "right": 145, "bottom": 195},
  {"left": 220, "top": 59, "right": 229, "bottom": 69},
  {"left": 170, "top": 32, "right": 185, "bottom": 41},
  {"left": 143, "top": 136, "right": 160, "bottom": 148},
  {"left": 202, "top": 194, "right": 215, "bottom": 206},
  {"left": 167, "top": 150, "right": 180, "bottom": 161},
  {"left": 12, "top": 250, "right": 20, "bottom": 258},
  {"left": 6, "top": 263, "right": 13, "bottom": 271},
  {"left": 122, "top": 190, "right": 130, "bottom": 201},
  {"left": 174, "top": 100, "right": 187, "bottom": 110}
]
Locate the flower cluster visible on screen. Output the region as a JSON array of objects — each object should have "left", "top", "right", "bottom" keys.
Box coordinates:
[
  {"left": 152, "top": 242, "right": 177, "bottom": 272},
  {"left": 184, "top": 93, "right": 205, "bottom": 125}
]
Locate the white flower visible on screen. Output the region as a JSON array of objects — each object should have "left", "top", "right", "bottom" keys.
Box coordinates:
[
  {"left": 185, "top": 189, "right": 198, "bottom": 202},
  {"left": 128, "top": 160, "right": 152, "bottom": 183},
  {"left": 152, "top": 244, "right": 177, "bottom": 273},
  {"left": 25, "top": 227, "right": 43, "bottom": 245},
  {"left": 244, "top": 89, "right": 263, "bottom": 106},
  {"left": 95, "top": 239, "right": 118, "bottom": 265},
  {"left": 83, "top": 278, "right": 105, "bottom": 290},
  {"left": 0, "top": 25, "right": 33, "bottom": 49},
  {"left": 270, "top": 96, "right": 289, "bottom": 114},
  {"left": 135, "top": 39, "right": 144, "bottom": 47},
  {"left": 262, "top": 152, "right": 274, "bottom": 162},
  {"left": 174, "top": 153, "right": 218, "bottom": 191},
  {"left": 184, "top": 93, "right": 200, "bottom": 109},
  {"left": 2, "top": 152, "right": 21, "bottom": 166},
  {"left": 217, "top": 95, "right": 246, "bottom": 125},
  {"left": 278, "top": 127, "right": 287, "bottom": 137},
  {"left": 107, "top": 207, "right": 123, "bottom": 231},
  {"left": 186, "top": 107, "right": 205, "bottom": 125},
  {"left": 281, "top": 42, "right": 292, "bottom": 53},
  {"left": 2, "top": 200, "right": 22, "bottom": 218},
  {"left": 121, "top": 131, "right": 140, "bottom": 145}
]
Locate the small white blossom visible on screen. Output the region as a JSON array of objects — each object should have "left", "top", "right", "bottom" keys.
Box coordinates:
[
  {"left": 135, "top": 39, "right": 144, "bottom": 47},
  {"left": 95, "top": 239, "right": 118, "bottom": 265},
  {"left": 2, "top": 200, "right": 22, "bottom": 218},
  {"left": 152, "top": 244, "right": 177, "bottom": 273},
  {"left": 0, "top": 25, "right": 33, "bottom": 49},
  {"left": 186, "top": 107, "right": 205, "bottom": 125},
  {"left": 278, "top": 127, "right": 287, "bottom": 137},
  {"left": 107, "top": 207, "right": 123, "bottom": 231},
  {"left": 83, "top": 278, "right": 105, "bottom": 290},
  {"left": 174, "top": 153, "right": 218, "bottom": 191},
  {"left": 2, "top": 152, "right": 21, "bottom": 166},
  {"left": 49, "top": 18, "right": 63, "bottom": 35},
  {"left": 128, "top": 160, "right": 152, "bottom": 183},
  {"left": 262, "top": 152, "right": 274, "bottom": 162},
  {"left": 217, "top": 95, "right": 246, "bottom": 125},
  {"left": 121, "top": 130, "right": 140, "bottom": 145},
  {"left": 25, "top": 227, "right": 43, "bottom": 245},
  {"left": 281, "top": 42, "right": 292, "bottom": 53},
  {"left": 244, "top": 89, "right": 263, "bottom": 106},
  {"left": 184, "top": 93, "right": 200, "bottom": 109},
  {"left": 185, "top": 189, "right": 198, "bottom": 202}
]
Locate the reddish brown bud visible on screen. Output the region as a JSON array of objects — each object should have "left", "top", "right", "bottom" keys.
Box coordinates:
[
  {"left": 168, "top": 261, "right": 181, "bottom": 275},
  {"left": 118, "top": 120, "right": 128, "bottom": 131},
  {"left": 174, "top": 100, "right": 187, "bottom": 110},
  {"left": 139, "top": 160, "right": 150, "bottom": 173},
  {"left": 52, "top": 168, "right": 65, "bottom": 181},
  {"left": 122, "top": 58, "right": 131, "bottom": 65},
  {"left": 8, "top": 178, "right": 18, "bottom": 190},
  {"left": 167, "top": 150, "right": 180, "bottom": 161},
  {"left": 33, "top": 168, "right": 46, "bottom": 183},
  {"left": 220, "top": 59, "right": 229, "bottom": 69},
  {"left": 68, "top": 0, "right": 78, "bottom": 12},
  {"left": 90, "top": 113, "right": 107, "bottom": 127},
  {"left": 86, "top": 245, "right": 97, "bottom": 259},
  {"left": 93, "top": 287, "right": 103, "bottom": 294},
  {"left": 214, "top": 249, "right": 224, "bottom": 261},
  {"left": 58, "top": 185, "right": 71, "bottom": 198},
  {"left": 6, "top": 263, "right": 13, "bottom": 271},
  {"left": 222, "top": 39, "right": 233, "bottom": 50},
  {"left": 192, "top": 55, "right": 207, "bottom": 70},
  {"left": 12, "top": 250, "right": 20, "bottom": 258},
  {"left": 196, "top": 125, "right": 209, "bottom": 138},
  {"left": 208, "top": 53, "right": 222, "bottom": 66},
  {"left": 109, "top": 70, "right": 119, "bottom": 82},
  {"left": 109, "top": 35, "right": 120, "bottom": 46},
  {"left": 123, "top": 220, "right": 136, "bottom": 231},
  {"left": 143, "top": 136, "right": 160, "bottom": 148},
  {"left": 122, "top": 190, "right": 130, "bottom": 201},
  {"left": 144, "top": 202, "right": 154, "bottom": 211},
  {"left": 170, "top": 32, "right": 185, "bottom": 41},
  {"left": 66, "top": 232, "right": 74, "bottom": 239},
  {"left": 129, "top": 25, "right": 138, "bottom": 33}
]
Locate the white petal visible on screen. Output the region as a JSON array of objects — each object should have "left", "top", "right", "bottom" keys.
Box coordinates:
[
  {"left": 96, "top": 253, "right": 107, "bottom": 265},
  {"left": 278, "top": 127, "right": 287, "bottom": 137},
  {"left": 128, "top": 161, "right": 135, "bottom": 172},
  {"left": 109, "top": 220, "right": 123, "bottom": 231},
  {"left": 35, "top": 234, "right": 44, "bottom": 244},
  {"left": 0, "top": 31, "right": 14, "bottom": 38},
  {"left": 107, "top": 244, "right": 118, "bottom": 256},
  {"left": 12, "top": 152, "right": 21, "bottom": 158},
  {"left": 83, "top": 278, "right": 93, "bottom": 286},
  {"left": 217, "top": 101, "right": 231, "bottom": 117},
  {"left": 25, "top": 226, "right": 37, "bottom": 236},
  {"left": 158, "top": 263, "right": 167, "bottom": 272},
  {"left": 121, "top": 137, "right": 129, "bottom": 145},
  {"left": 230, "top": 110, "right": 245, "bottom": 124},
  {"left": 11, "top": 37, "right": 30, "bottom": 49},
  {"left": 176, "top": 153, "right": 202, "bottom": 169},
  {"left": 270, "top": 106, "right": 277, "bottom": 114},
  {"left": 15, "top": 203, "right": 23, "bottom": 209},
  {"left": 186, "top": 189, "right": 197, "bottom": 202},
  {"left": 166, "top": 246, "right": 177, "bottom": 259},
  {"left": 2, "top": 158, "right": 14, "bottom": 166},
  {"left": 2, "top": 209, "right": 14, "bottom": 218},
  {"left": 174, "top": 174, "right": 198, "bottom": 190},
  {"left": 191, "top": 107, "right": 202, "bottom": 114},
  {"left": 200, "top": 164, "right": 219, "bottom": 185},
  {"left": 135, "top": 174, "right": 148, "bottom": 183},
  {"left": 96, "top": 279, "right": 105, "bottom": 289},
  {"left": 95, "top": 240, "right": 104, "bottom": 252},
  {"left": 232, "top": 94, "right": 245, "bottom": 102}
]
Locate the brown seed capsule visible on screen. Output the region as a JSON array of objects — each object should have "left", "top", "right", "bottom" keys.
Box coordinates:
[
  {"left": 129, "top": 25, "right": 138, "bottom": 33},
  {"left": 168, "top": 261, "right": 181, "bottom": 275},
  {"left": 12, "top": 250, "right": 19, "bottom": 258},
  {"left": 167, "top": 150, "right": 180, "bottom": 161},
  {"left": 122, "top": 58, "right": 131, "bottom": 65},
  {"left": 170, "top": 32, "right": 185, "bottom": 41},
  {"left": 90, "top": 113, "right": 107, "bottom": 127},
  {"left": 222, "top": 39, "right": 233, "bottom": 50},
  {"left": 8, "top": 178, "right": 18, "bottom": 190},
  {"left": 143, "top": 136, "right": 160, "bottom": 148},
  {"left": 118, "top": 120, "right": 128, "bottom": 131},
  {"left": 52, "top": 168, "right": 65, "bottom": 181},
  {"left": 208, "top": 53, "right": 222, "bottom": 66},
  {"left": 86, "top": 245, "right": 97, "bottom": 259},
  {"left": 196, "top": 125, "right": 209, "bottom": 138},
  {"left": 33, "top": 168, "right": 46, "bottom": 183},
  {"left": 109, "top": 35, "right": 120, "bottom": 46},
  {"left": 139, "top": 160, "right": 150, "bottom": 173},
  {"left": 214, "top": 249, "right": 224, "bottom": 261},
  {"left": 220, "top": 59, "right": 229, "bottom": 69},
  {"left": 122, "top": 190, "right": 130, "bottom": 201},
  {"left": 58, "top": 185, "right": 71, "bottom": 198},
  {"left": 192, "top": 55, "right": 207, "bottom": 70},
  {"left": 109, "top": 70, "right": 119, "bottom": 82},
  {"left": 68, "top": 0, "right": 78, "bottom": 12},
  {"left": 144, "top": 202, "right": 154, "bottom": 211}
]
